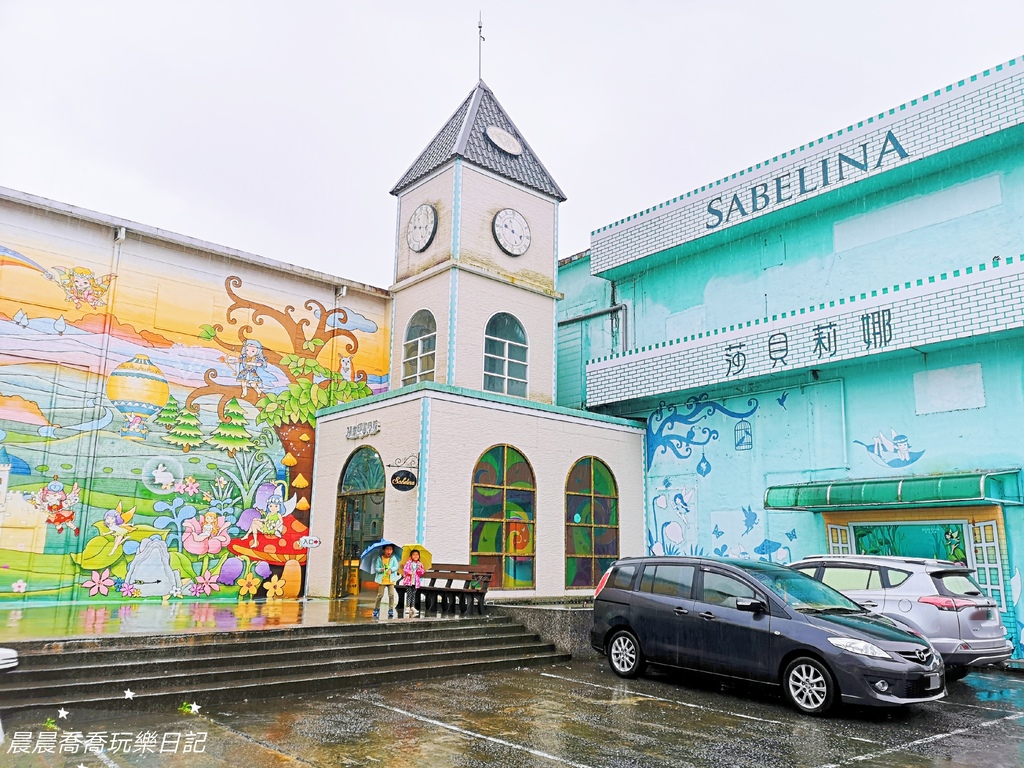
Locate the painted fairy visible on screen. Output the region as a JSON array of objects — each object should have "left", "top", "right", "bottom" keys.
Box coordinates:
[
  {"left": 46, "top": 266, "right": 115, "bottom": 309},
  {"left": 234, "top": 338, "right": 268, "bottom": 398},
  {"left": 244, "top": 493, "right": 295, "bottom": 546},
  {"left": 103, "top": 501, "right": 137, "bottom": 555},
  {"left": 33, "top": 476, "right": 81, "bottom": 536},
  {"left": 193, "top": 510, "right": 222, "bottom": 542}
]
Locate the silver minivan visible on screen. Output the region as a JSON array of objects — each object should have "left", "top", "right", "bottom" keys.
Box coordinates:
[{"left": 791, "top": 555, "right": 1013, "bottom": 680}]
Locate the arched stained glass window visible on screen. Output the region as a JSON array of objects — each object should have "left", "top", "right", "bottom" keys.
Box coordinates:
[
  {"left": 470, "top": 444, "right": 535, "bottom": 589},
  {"left": 402, "top": 309, "right": 436, "bottom": 386},
  {"left": 565, "top": 457, "right": 619, "bottom": 589},
  {"left": 483, "top": 313, "right": 528, "bottom": 397}
]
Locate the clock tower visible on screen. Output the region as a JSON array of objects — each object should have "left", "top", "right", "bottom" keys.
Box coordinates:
[{"left": 389, "top": 80, "right": 566, "bottom": 404}]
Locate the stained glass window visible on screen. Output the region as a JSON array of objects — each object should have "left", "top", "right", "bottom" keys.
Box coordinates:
[
  {"left": 402, "top": 309, "right": 436, "bottom": 386},
  {"left": 483, "top": 313, "right": 528, "bottom": 397},
  {"left": 471, "top": 445, "right": 535, "bottom": 589},
  {"left": 565, "top": 457, "right": 619, "bottom": 589}
]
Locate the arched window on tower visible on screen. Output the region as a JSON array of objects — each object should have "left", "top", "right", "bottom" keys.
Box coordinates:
[
  {"left": 483, "top": 313, "right": 528, "bottom": 397},
  {"left": 565, "top": 457, "right": 619, "bottom": 589},
  {"left": 402, "top": 309, "right": 436, "bottom": 386}
]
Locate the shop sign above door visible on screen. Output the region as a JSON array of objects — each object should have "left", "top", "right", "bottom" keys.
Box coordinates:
[{"left": 347, "top": 420, "right": 380, "bottom": 440}]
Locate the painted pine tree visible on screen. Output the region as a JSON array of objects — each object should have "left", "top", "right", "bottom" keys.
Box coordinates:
[
  {"left": 162, "top": 408, "right": 205, "bottom": 453},
  {"left": 205, "top": 397, "right": 255, "bottom": 457},
  {"left": 154, "top": 394, "right": 181, "bottom": 429}
]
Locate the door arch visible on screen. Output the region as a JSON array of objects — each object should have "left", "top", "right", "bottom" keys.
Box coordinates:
[{"left": 332, "top": 445, "right": 386, "bottom": 597}]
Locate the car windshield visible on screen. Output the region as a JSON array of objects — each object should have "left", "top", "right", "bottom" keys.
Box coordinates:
[{"left": 747, "top": 567, "right": 866, "bottom": 613}]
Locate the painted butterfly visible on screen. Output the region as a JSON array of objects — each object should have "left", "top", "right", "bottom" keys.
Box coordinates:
[
  {"left": 785, "top": 528, "right": 798, "bottom": 541},
  {"left": 712, "top": 524, "right": 724, "bottom": 539}
]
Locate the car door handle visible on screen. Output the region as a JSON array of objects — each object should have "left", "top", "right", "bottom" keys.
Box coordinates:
[
  {"left": 674, "top": 607, "right": 689, "bottom": 616},
  {"left": 698, "top": 611, "right": 715, "bottom": 620},
  {"left": 860, "top": 601, "right": 878, "bottom": 608}
]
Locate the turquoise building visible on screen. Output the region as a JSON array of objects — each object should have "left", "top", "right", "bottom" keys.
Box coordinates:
[{"left": 558, "top": 57, "right": 1024, "bottom": 657}]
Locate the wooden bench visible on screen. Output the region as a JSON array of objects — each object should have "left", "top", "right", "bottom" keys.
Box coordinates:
[{"left": 400, "top": 563, "right": 496, "bottom": 615}]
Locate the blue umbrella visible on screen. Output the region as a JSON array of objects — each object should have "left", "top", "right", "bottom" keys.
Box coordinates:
[{"left": 359, "top": 539, "right": 400, "bottom": 576}]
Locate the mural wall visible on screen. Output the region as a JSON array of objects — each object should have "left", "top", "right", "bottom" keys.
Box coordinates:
[
  {"left": 0, "top": 206, "right": 389, "bottom": 608},
  {"left": 641, "top": 342, "right": 1024, "bottom": 657}
]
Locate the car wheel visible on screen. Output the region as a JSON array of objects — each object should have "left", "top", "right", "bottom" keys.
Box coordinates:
[
  {"left": 945, "top": 665, "right": 970, "bottom": 682},
  {"left": 783, "top": 657, "right": 836, "bottom": 716},
  {"left": 607, "top": 630, "right": 644, "bottom": 679}
]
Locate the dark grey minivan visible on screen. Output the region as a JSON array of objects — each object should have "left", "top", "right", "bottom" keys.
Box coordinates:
[{"left": 591, "top": 556, "right": 946, "bottom": 715}]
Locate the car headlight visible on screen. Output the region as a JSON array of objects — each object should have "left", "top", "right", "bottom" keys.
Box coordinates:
[{"left": 828, "top": 637, "right": 892, "bottom": 659}]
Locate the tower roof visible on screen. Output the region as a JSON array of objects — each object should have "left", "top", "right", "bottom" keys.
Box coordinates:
[
  {"left": 390, "top": 80, "right": 566, "bottom": 202},
  {"left": 0, "top": 446, "right": 10, "bottom": 467}
]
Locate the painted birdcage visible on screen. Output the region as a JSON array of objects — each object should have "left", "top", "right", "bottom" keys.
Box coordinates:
[{"left": 735, "top": 419, "right": 753, "bottom": 451}]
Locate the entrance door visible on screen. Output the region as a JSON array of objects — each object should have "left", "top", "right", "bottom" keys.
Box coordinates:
[{"left": 333, "top": 446, "right": 385, "bottom": 598}]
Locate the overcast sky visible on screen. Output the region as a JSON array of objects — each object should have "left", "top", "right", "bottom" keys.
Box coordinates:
[{"left": 1, "top": 2, "right": 1023, "bottom": 289}]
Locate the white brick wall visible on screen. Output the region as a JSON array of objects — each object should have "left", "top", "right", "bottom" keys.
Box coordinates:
[
  {"left": 590, "top": 60, "right": 1024, "bottom": 275},
  {"left": 587, "top": 258, "right": 1024, "bottom": 406}
]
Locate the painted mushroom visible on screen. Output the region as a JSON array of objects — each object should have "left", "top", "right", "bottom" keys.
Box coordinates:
[
  {"left": 228, "top": 515, "right": 309, "bottom": 599},
  {"left": 753, "top": 539, "right": 782, "bottom": 563}
]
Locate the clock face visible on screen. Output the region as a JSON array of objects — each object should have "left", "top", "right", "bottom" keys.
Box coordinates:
[
  {"left": 407, "top": 204, "right": 437, "bottom": 253},
  {"left": 485, "top": 125, "right": 523, "bottom": 156},
  {"left": 492, "top": 209, "right": 531, "bottom": 256}
]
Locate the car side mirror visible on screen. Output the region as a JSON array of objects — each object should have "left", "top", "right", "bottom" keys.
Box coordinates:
[{"left": 735, "top": 598, "right": 767, "bottom": 614}]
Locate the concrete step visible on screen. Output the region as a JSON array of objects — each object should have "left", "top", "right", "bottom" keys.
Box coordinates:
[
  {"left": 7, "top": 630, "right": 541, "bottom": 682},
  {"left": 0, "top": 648, "right": 572, "bottom": 711},
  {"left": 10, "top": 621, "right": 519, "bottom": 670},
  {"left": 0, "top": 616, "right": 570, "bottom": 712},
  {"left": 4, "top": 614, "right": 511, "bottom": 655}
]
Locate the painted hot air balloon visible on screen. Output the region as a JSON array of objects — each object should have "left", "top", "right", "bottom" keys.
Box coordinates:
[{"left": 106, "top": 354, "right": 170, "bottom": 440}]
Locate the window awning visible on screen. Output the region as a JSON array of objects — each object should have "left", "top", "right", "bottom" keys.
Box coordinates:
[{"left": 764, "top": 470, "right": 1021, "bottom": 511}]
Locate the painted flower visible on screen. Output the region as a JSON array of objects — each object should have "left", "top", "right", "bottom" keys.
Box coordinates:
[
  {"left": 120, "top": 581, "right": 136, "bottom": 598},
  {"left": 263, "top": 574, "right": 286, "bottom": 599},
  {"left": 173, "top": 480, "right": 186, "bottom": 494},
  {"left": 112, "top": 577, "right": 125, "bottom": 591},
  {"left": 11, "top": 579, "right": 27, "bottom": 593},
  {"left": 181, "top": 515, "right": 230, "bottom": 555},
  {"left": 236, "top": 573, "right": 262, "bottom": 598},
  {"left": 183, "top": 476, "right": 200, "bottom": 496},
  {"left": 215, "top": 476, "right": 228, "bottom": 489},
  {"left": 193, "top": 570, "right": 220, "bottom": 597},
  {"left": 82, "top": 568, "right": 115, "bottom": 597}
]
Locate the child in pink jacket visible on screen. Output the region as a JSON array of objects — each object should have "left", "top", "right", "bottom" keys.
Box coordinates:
[{"left": 402, "top": 549, "right": 426, "bottom": 617}]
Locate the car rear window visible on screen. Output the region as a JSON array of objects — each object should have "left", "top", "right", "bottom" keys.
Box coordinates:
[
  {"left": 932, "top": 571, "right": 984, "bottom": 597},
  {"left": 821, "top": 566, "right": 881, "bottom": 591},
  {"left": 639, "top": 564, "right": 695, "bottom": 598},
  {"left": 884, "top": 568, "right": 911, "bottom": 588},
  {"left": 609, "top": 564, "right": 637, "bottom": 590}
]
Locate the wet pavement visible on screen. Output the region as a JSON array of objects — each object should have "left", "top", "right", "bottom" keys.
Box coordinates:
[
  {"left": 2, "top": 657, "right": 1023, "bottom": 767},
  {"left": 0, "top": 598, "right": 388, "bottom": 643}
]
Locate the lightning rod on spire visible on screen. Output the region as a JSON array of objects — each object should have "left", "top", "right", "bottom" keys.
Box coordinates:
[{"left": 478, "top": 12, "right": 485, "bottom": 81}]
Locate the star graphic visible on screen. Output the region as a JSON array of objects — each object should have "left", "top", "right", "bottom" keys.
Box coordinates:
[
  {"left": 57, "top": 707, "right": 69, "bottom": 719},
  {"left": 124, "top": 689, "right": 135, "bottom": 700},
  {"left": 189, "top": 702, "right": 201, "bottom": 714}
]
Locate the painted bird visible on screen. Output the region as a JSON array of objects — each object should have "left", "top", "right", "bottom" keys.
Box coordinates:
[{"left": 777, "top": 391, "right": 789, "bottom": 410}]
